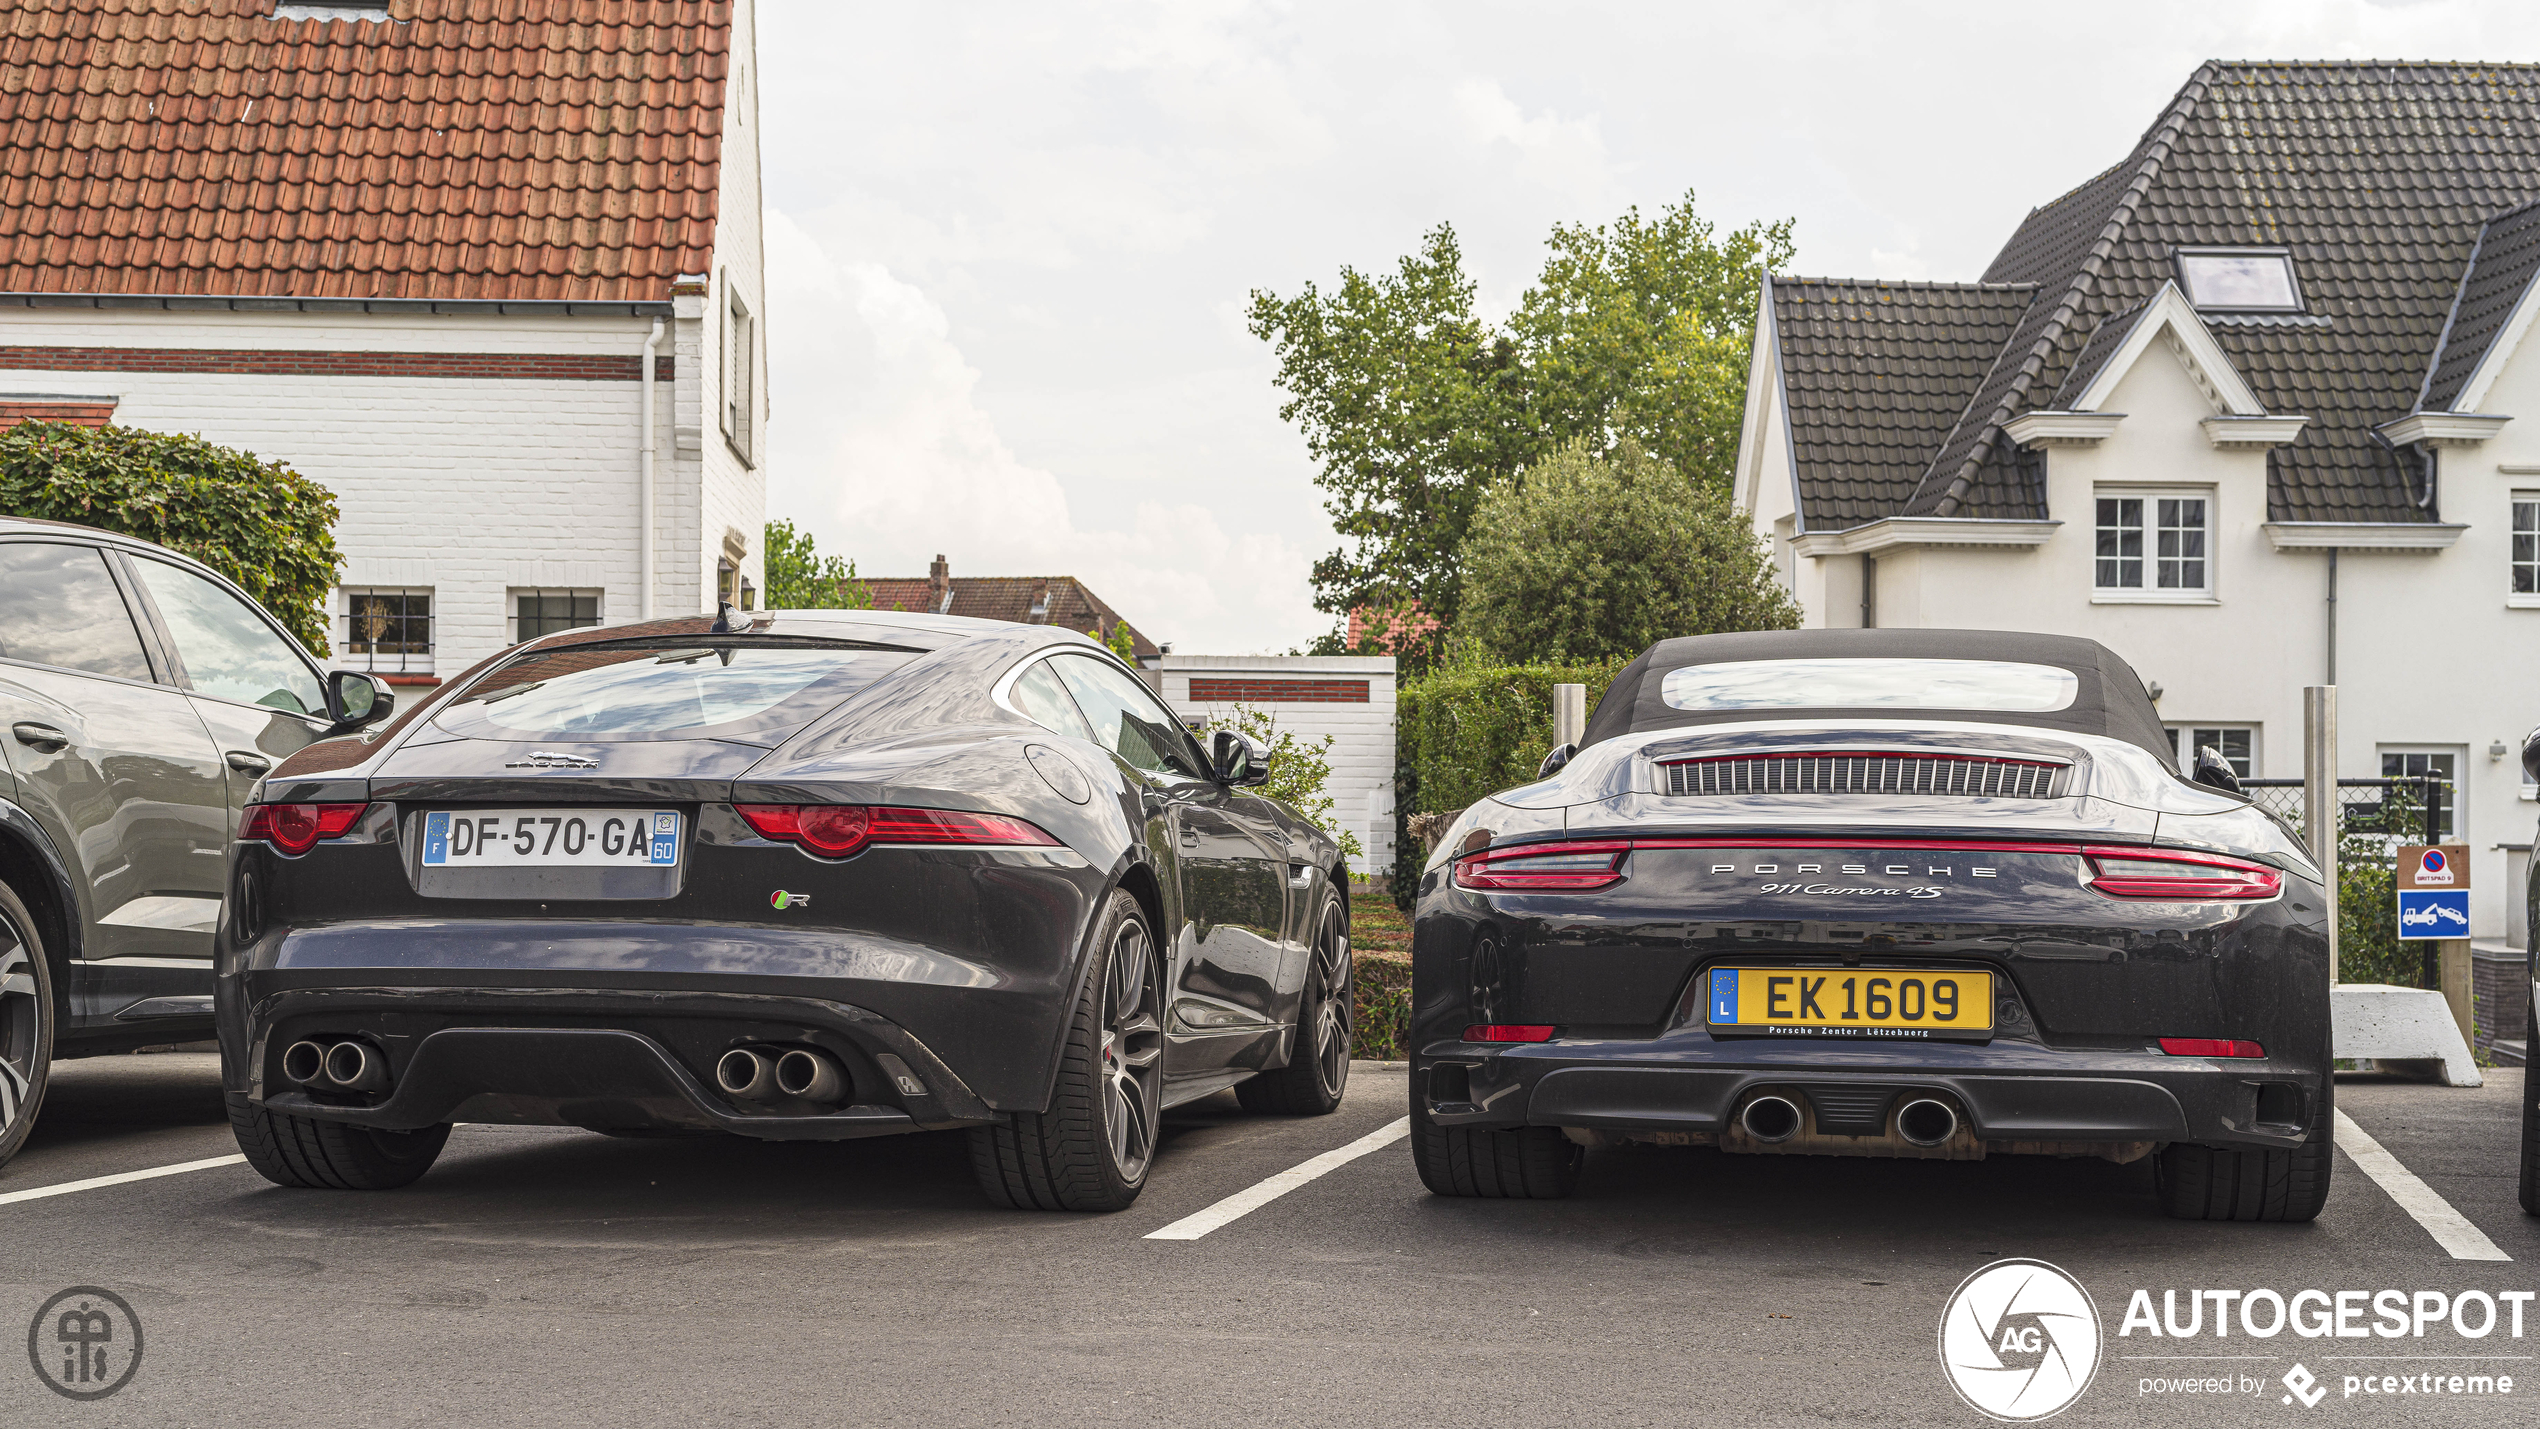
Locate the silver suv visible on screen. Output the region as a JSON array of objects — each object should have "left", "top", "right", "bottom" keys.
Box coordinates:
[{"left": 0, "top": 517, "right": 391, "bottom": 1166}]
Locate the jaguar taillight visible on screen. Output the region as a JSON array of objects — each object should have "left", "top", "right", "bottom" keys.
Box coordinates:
[
  {"left": 239, "top": 802, "right": 368, "bottom": 855},
  {"left": 1451, "top": 840, "right": 1631, "bottom": 892},
  {"left": 734, "top": 804, "right": 1060, "bottom": 859},
  {"left": 2082, "top": 847, "right": 2282, "bottom": 901}
]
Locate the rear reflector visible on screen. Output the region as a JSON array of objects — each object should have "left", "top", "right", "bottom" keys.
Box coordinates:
[
  {"left": 1452, "top": 840, "right": 1630, "bottom": 892},
  {"left": 1463, "top": 1025, "right": 1557, "bottom": 1043},
  {"left": 735, "top": 804, "right": 1059, "bottom": 859},
  {"left": 2158, "top": 1038, "right": 2266, "bottom": 1059},
  {"left": 239, "top": 802, "right": 367, "bottom": 856},
  {"left": 2083, "top": 847, "right": 2281, "bottom": 901}
]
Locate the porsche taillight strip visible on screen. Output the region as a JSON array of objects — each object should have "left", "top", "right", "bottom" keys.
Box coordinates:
[
  {"left": 1662, "top": 752, "right": 2066, "bottom": 799},
  {"left": 1455, "top": 837, "right": 2284, "bottom": 900}
]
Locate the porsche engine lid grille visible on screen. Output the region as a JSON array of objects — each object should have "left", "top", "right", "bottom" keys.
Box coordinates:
[{"left": 1662, "top": 752, "right": 2067, "bottom": 799}]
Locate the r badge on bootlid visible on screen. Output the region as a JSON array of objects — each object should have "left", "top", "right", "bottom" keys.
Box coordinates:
[{"left": 771, "top": 891, "right": 810, "bottom": 910}]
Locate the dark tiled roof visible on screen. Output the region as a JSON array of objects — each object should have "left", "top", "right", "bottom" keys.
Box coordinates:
[
  {"left": 864, "top": 575, "right": 1159, "bottom": 661},
  {"left": 0, "top": 0, "right": 730, "bottom": 301},
  {"left": 1770, "top": 277, "right": 2035, "bottom": 528},
  {"left": 2421, "top": 198, "right": 2540, "bottom": 411},
  {"left": 1789, "top": 61, "right": 2540, "bottom": 528},
  {"left": 2048, "top": 299, "right": 2150, "bottom": 408}
]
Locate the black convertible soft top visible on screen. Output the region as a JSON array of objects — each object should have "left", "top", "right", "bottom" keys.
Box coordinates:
[{"left": 1580, "top": 628, "right": 2175, "bottom": 764}]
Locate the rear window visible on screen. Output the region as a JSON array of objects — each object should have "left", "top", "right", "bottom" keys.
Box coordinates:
[
  {"left": 1660, "top": 658, "right": 2079, "bottom": 713},
  {"left": 434, "top": 641, "right": 913, "bottom": 742}
]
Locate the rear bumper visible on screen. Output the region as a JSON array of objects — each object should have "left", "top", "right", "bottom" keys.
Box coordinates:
[
  {"left": 1416, "top": 1037, "right": 2323, "bottom": 1151},
  {"left": 220, "top": 983, "right": 1004, "bottom": 1141}
]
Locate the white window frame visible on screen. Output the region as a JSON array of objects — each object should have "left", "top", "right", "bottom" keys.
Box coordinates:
[
  {"left": 2092, "top": 486, "right": 2217, "bottom": 604},
  {"left": 2166, "top": 724, "right": 2260, "bottom": 778},
  {"left": 337, "top": 585, "right": 434, "bottom": 675},
  {"left": 2510, "top": 492, "right": 2540, "bottom": 609},
  {"left": 720, "top": 277, "right": 756, "bottom": 467},
  {"left": 507, "top": 587, "right": 604, "bottom": 645},
  {"left": 2378, "top": 746, "right": 2465, "bottom": 844},
  {"left": 2173, "top": 246, "right": 2305, "bottom": 313}
]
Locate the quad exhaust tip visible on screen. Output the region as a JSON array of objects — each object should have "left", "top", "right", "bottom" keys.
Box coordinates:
[
  {"left": 775, "top": 1048, "right": 846, "bottom": 1105},
  {"left": 718, "top": 1046, "right": 849, "bottom": 1107},
  {"left": 1739, "top": 1095, "right": 1802, "bottom": 1144},
  {"left": 716, "top": 1048, "right": 776, "bottom": 1101},
  {"left": 319, "top": 1039, "right": 390, "bottom": 1093},
  {"left": 1896, "top": 1098, "right": 1959, "bottom": 1147},
  {"left": 282, "top": 1039, "right": 327, "bottom": 1086}
]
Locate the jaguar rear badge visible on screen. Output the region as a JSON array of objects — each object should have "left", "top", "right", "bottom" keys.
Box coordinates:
[
  {"left": 771, "top": 890, "right": 810, "bottom": 910},
  {"left": 506, "top": 750, "right": 598, "bottom": 770}
]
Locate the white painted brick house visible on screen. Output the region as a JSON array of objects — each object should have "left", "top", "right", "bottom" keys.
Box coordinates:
[
  {"left": 1159, "top": 655, "right": 1398, "bottom": 875},
  {"left": 0, "top": 0, "right": 769, "bottom": 683}
]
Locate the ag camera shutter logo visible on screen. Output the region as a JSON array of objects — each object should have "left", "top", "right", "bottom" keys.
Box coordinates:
[{"left": 1939, "top": 1259, "right": 2104, "bottom": 1421}]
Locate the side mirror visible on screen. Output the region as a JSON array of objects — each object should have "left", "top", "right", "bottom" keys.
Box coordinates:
[
  {"left": 325, "top": 670, "right": 394, "bottom": 730},
  {"left": 1537, "top": 742, "right": 1578, "bottom": 779},
  {"left": 1210, "top": 729, "right": 1271, "bottom": 787},
  {"left": 2523, "top": 727, "right": 2540, "bottom": 785},
  {"left": 2192, "top": 745, "right": 2244, "bottom": 796}
]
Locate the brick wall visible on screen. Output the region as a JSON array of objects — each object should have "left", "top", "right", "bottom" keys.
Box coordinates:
[
  {"left": 0, "top": 398, "right": 115, "bottom": 429},
  {"left": 2471, "top": 945, "right": 2529, "bottom": 1064},
  {"left": 1188, "top": 677, "right": 1369, "bottom": 703}
]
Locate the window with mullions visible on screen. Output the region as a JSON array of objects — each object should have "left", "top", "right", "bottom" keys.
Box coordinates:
[
  {"left": 511, "top": 588, "right": 601, "bottom": 644},
  {"left": 2095, "top": 492, "right": 2209, "bottom": 594},
  {"left": 2513, "top": 496, "right": 2538, "bottom": 597},
  {"left": 2380, "top": 750, "right": 2459, "bottom": 842},
  {"left": 2166, "top": 725, "right": 2255, "bottom": 777},
  {"left": 341, "top": 588, "right": 433, "bottom": 674}
]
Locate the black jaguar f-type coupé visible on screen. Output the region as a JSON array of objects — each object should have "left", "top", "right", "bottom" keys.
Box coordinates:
[
  {"left": 216, "top": 610, "right": 1350, "bottom": 1211},
  {"left": 1407, "top": 629, "right": 2333, "bottom": 1222}
]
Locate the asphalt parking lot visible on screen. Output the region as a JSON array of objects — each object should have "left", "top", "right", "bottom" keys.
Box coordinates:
[{"left": 2, "top": 1055, "right": 2535, "bottom": 1427}]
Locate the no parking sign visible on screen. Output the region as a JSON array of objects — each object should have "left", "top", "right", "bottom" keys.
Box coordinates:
[{"left": 2395, "top": 844, "right": 2471, "bottom": 941}]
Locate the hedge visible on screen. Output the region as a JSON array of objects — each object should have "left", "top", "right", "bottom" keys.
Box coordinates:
[
  {"left": 1391, "top": 659, "right": 1625, "bottom": 905},
  {"left": 0, "top": 421, "right": 342, "bottom": 654}
]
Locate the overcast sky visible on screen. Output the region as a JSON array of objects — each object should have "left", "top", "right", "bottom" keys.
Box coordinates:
[{"left": 758, "top": 0, "right": 2540, "bottom": 653}]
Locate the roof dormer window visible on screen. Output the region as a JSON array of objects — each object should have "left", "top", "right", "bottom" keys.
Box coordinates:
[
  {"left": 2174, "top": 247, "right": 2303, "bottom": 312},
  {"left": 275, "top": 2, "right": 393, "bottom": 20}
]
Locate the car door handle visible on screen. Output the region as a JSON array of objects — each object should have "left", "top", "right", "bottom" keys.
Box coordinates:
[
  {"left": 225, "top": 750, "right": 272, "bottom": 775},
  {"left": 11, "top": 722, "right": 67, "bottom": 753}
]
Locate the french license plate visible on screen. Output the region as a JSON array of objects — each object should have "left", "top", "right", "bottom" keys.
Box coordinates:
[
  {"left": 1706, "top": 966, "right": 1994, "bottom": 1040},
  {"left": 420, "top": 809, "right": 680, "bottom": 868}
]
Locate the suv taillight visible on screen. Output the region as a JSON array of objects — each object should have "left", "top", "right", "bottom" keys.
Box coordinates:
[{"left": 240, "top": 803, "right": 368, "bottom": 855}]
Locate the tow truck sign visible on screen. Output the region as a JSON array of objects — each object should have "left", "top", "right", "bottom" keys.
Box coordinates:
[{"left": 2396, "top": 844, "right": 2471, "bottom": 941}]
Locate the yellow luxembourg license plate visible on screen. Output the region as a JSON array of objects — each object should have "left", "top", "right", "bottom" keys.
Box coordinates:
[{"left": 1706, "top": 967, "right": 1994, "bottom": 1040}]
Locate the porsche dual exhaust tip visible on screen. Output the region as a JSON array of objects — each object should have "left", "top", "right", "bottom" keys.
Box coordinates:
[
  {"left": 1739, "top": 1095, "right": 1802, "bottom": 1144},
  {"left": 1896, "top": 1098, "right": 1959, "bottom": 1147},
  {"left": 284, "top": 1038, "right": 391, "bottom": 1093}
]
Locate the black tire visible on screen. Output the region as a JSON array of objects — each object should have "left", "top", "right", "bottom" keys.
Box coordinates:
[
  {"left": 229, "top": 1103, "right": 450, "bottom": 1190},
  {"left": 1237, "top": 888, "right": 1351, "bottom": 1116},
  {"left": 2154, "top": 1076, "right": 2333, "bottom": 1222},
  {"left": 0, "top": 880, "right": 57, "bottom": 1169},
  {"left": 969, "top": 890, "right": 1161, "bottom": 1212},
  {"left": 1408, "top": 1074, "right": 1582, "bottom": 1199},
  {"left": 2519, "top": 989, "right": 2538, "bottom": 1217}
]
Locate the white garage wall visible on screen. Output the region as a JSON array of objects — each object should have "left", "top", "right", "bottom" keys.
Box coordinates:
[{"left": 1160, "top": 655, "right": 1396, "bottom": 876}]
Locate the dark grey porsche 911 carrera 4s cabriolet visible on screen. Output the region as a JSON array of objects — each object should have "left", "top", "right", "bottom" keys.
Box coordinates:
[
  {"left": 216, "top": 609, "right": 1352, "bottom": 1211},
  {"left": 1408, "top": 628, "right": 2334, "bottom": 1222}
]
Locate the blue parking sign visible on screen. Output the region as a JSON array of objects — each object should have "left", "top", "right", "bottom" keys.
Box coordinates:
[{"left": 2396, "top": 888, "right": 2471, "bottom": 940}]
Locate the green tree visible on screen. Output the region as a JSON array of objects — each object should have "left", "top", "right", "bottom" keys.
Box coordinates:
[
  {"left": 762, "top": 519, "right": 871, "bottom": 609},
  {"left": 1511, "top": 197, "right": 1795, "bottom": 491},
  {"left": 0, "top": 420, "right": 340, "bottom": 653},
  {"left": 1248, "top": 224, "right": 1531, "bottom": 669},
  {"left": 1251, "top": 191, "right": 1791, "bottom": 668},
  {"left": 1201, "top": 705, "right": 1363, "bottom": 862},
  {"left": 1104, "top": 619, "right": 1139, "bottom": 662},
  {"left": 1457, "top": 439, "right": 1799, "bottom": 663}
]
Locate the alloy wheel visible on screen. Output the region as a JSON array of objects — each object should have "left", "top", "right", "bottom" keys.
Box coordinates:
[
  {"left": 1098, "top": 918, "right": 1163, "bottom": 1181},
  {"left": 0, "top": 915, "right": 44, "bottom": 1137},
  {"left": 1310, "top": 902, "right": 1353, "bottom": 1096}
]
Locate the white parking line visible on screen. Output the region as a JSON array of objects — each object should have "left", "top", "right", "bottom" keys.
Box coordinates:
[
  {"left": 0, "top": 1154, "right": 246, "bottom": 1207},
  {"left": 1145, "top": 1116, "right": 1409, "bottom": 1241},
  {"left": 2333, "top": 1110, "right": 2510, "bottom": 1262}
]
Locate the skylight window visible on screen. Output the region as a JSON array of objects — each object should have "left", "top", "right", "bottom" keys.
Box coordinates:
[{"left": 2174, "top": 248, "right": 2303, "bottom": 312}]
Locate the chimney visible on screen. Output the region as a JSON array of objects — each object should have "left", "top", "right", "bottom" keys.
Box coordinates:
[{"left": 928, "top": 555, "right": 951, "bottom": 614}]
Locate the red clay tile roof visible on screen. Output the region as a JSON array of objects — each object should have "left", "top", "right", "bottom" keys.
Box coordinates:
[
  {"left": 864, "top": 574, "right": 1160, "bottom": 662},
  {"left": 0, "top": 0, "right": 731, "bottom": 301}
]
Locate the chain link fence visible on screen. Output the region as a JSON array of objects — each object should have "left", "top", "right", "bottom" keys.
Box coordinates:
[{"left": 2242, "top": 775, "right": 2443, "bottom": 989}]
